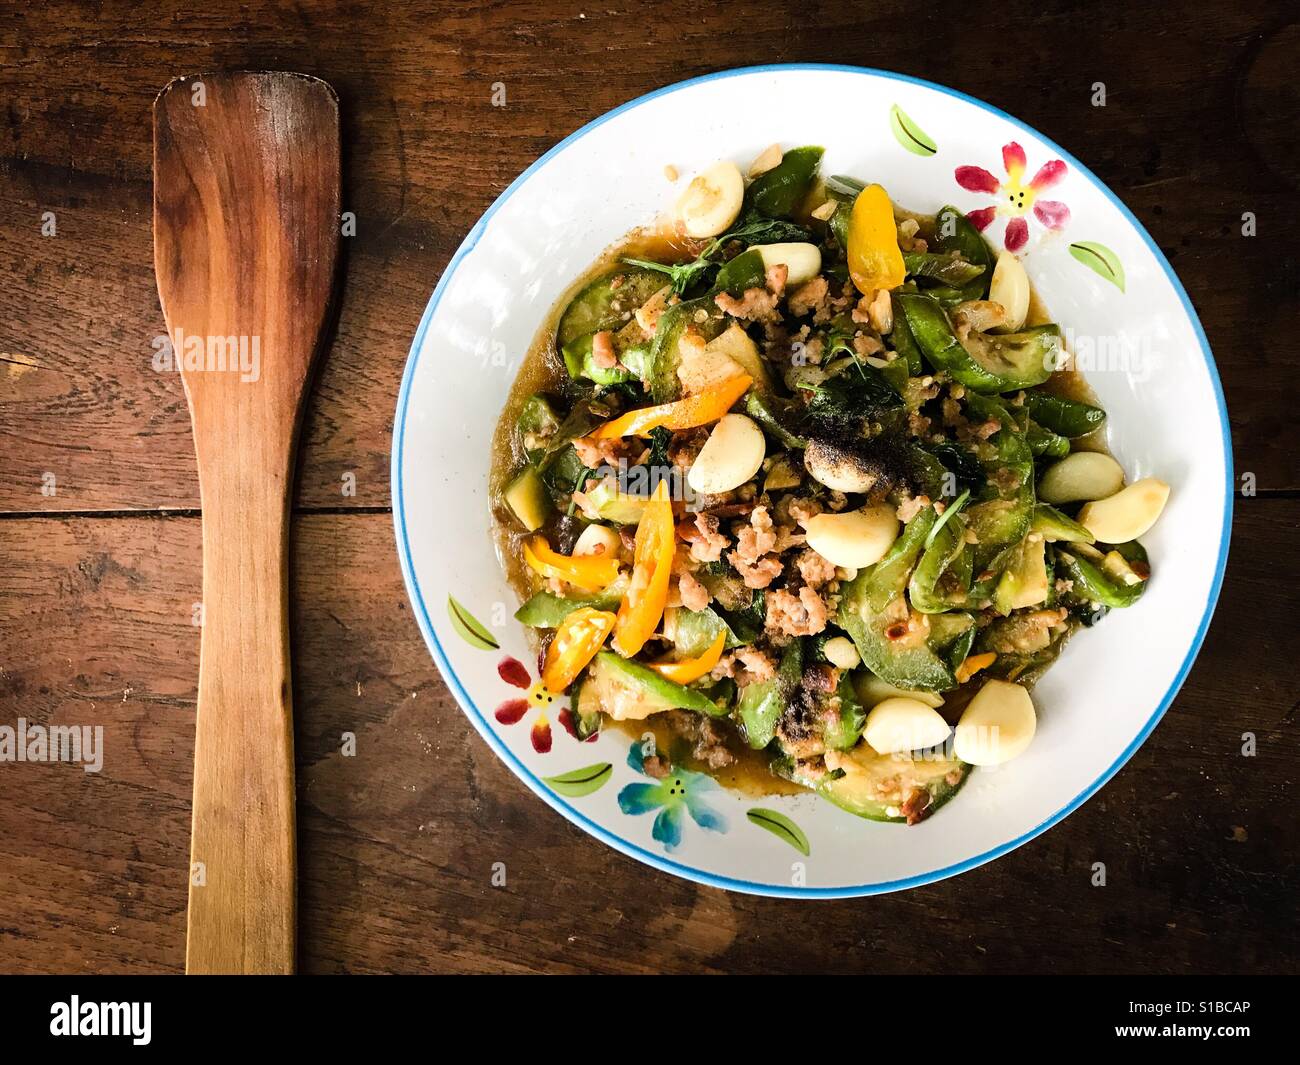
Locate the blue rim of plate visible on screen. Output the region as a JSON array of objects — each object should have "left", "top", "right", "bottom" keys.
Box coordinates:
[{"left": 391, "top": 63, "right": 1233, "bottom": 898}]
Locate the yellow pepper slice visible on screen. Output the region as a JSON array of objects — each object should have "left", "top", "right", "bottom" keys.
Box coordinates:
[
  {"left": 591, "top": 373, "right": 752, "bottom": 439},
  {"left": 648, "top": 628, "right": 726, "bottom": 685},
  {"left": 541, "top": 607, "right": 616, "bottom": 694},
  {"left": 955, "top": 651, "right": 997, "bottom": 684},
  {"left": 847, "top": 183, "right": 906, "bottom": 296},
  {"left": 611, "top": 481, "right": 675, "bottom": 657},
  {"left": 523, "top": 536, "right": 620, "bottom": 593}
]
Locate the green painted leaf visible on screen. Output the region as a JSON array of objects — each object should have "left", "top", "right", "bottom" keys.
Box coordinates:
[
  {"left": 746, "top": 807, "right": 810, "bottom": 856},
  {"left": 446, "top": 595, "right": 499, "bottom": 651},
  {"left": 544, "top": 762, "right": 614, "bottom": 797},
  {"left": 1069, "top": 241, "right": 1126, "bottom": 292},
  {"left": 889, "top": 104, "right": 937, "bottom": 157}
]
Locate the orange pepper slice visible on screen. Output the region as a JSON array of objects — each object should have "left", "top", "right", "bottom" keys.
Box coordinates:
[
  {"left": 541, "top": 607, "right": 617, "bottom": 694},
  {"left": 847, "top": 183, "right": 906, "bottom": 296},
  {"left": 590, "top": 373, "right": 752, "bottom": 439},
  {"left": 523, "top": 536, "right": 620, "bottom": 593},
  {"left": 611, "top": 481, "right": 675, "bottom": 657},
  {"left": 648, "top": 628, "right": 726, "bottom": 685},
  {"left": 955, "top": 651, "right": 997, "bottom": 684}
]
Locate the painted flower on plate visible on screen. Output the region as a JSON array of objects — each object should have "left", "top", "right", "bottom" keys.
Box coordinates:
[
  {"left": 494, "top": 655, "right": 594, "bottom": 753},
  {"left": 616, "top": 740, "right": 726, "bottom": 852},
  {"left": 955, "top": 141, "right": 1070, "bottom": 252}
]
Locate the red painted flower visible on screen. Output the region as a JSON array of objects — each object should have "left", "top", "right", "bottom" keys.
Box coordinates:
[
  {"left": 955, "top": 142, "right": 1070, "bottom": 252},
  {"left": 494, "top": 655, "right": 596, "bottom": 753}
]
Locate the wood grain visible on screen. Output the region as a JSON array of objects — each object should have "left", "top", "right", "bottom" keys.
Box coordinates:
[
  {"left": 0, "top": 506, "right": 1294, "bottom": 974},
  {"left": 153, "top": 72, "right": 340, "bottom": 973},
  {"left": 1, "top": 0, "right": 1298, "bottom": 513},
  {"left": 1, "top": 0, "right": 1297, "bottom": 975}
]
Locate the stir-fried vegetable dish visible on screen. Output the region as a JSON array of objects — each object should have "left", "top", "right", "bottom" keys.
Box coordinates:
[{"left": 492, "top": 145, "right": 1170, "bottom": 824}]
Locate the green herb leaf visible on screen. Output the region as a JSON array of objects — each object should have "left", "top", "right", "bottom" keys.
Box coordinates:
[
  {"left": 889, "top": 104, "right": 938, "bottom": 157},
  {"left": 622, "top": 256, "right": 714, "bottom": 296},
  {"left": 701, "top": 213, "right": 812, "bottom": 258},
  {"left": 1068, "top": 241, "right": 1126, "bottom": 292},
  {"left": 543, "top": 762, "right": 614, "bottom": 797},
  {"left": 746, "top": 807, "right": 810, "bottom": 856},
  {"left": 925, "top": 488, "right": 971, "bottom": 549}
]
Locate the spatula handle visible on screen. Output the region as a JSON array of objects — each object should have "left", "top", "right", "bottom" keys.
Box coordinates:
[{"left": 187, "top": 461, "right": 297, "bottom": 974}]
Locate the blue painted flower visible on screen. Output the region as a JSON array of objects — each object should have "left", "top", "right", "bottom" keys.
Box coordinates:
[{"left": 617, "top": 741, "right": 727, "bottom": 852}]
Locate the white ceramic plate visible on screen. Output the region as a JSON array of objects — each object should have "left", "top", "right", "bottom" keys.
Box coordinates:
[{"left": 392, "top": 65, "right": 1231, "bottom": 897}]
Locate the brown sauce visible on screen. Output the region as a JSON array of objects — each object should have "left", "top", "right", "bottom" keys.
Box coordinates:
[{"left": 607, "top": 717, "right": 804, "bottom": 797}]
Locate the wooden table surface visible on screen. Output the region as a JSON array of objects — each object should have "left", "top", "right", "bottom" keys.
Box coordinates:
[{"left": 2, "top": 0, "right": 1296, "bottom": 975}]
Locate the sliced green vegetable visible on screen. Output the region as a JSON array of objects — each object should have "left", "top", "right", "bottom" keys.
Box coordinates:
[
  {"left": 645, "top": 293, "right": 729, "bottom": 403},
  {"left": 889, "top": 293, "right": 925, "bottom": 375},
  {"left": 517, "top": 393, "right": 561, "bottom": 461},
  {"left": 515, "top": 575, "right": 628, "bottom": 627},
  {"left": 961, "top": 395, "right": 1036, "bottom": 565},
  {"left": 928, "top": 611, "right": 977, "bottom": 671},
  {"left": 711, "top": 587, "right": 765, "bottom": 645},
  {"left": 1031, "top": 503, "right": 1095, "bottom": 544},
  {"left": 1057, "top": 546, "right": 1145, "bottom": 608},
  {"left": 737, "top": 640, "right": 802, "bottom": 749},
  {"left": 747, "top": 146, "right": 823, "bottom": 219},
  {"left": 744, "top": 390, "right": 808, "bottom": 449},
  {"left": 899, "top": 292, "right": 1058, "bottom": 393},
  {"left": 824, "top": 174, "right": 865, "bottom": 200},
  {"left": 571, "top": 678, "right": 604, "bottom": 739},
  {"left": 586, "top": 651, "right": 722, "bottom": 718},
  {"left": 1023, "top": 390, "right": 1107, "bottom": 438},
  {"left": 837, "top": 508, "right": 959, "bottom": 692},
  {"left": 993, "top": 536, "right": 1049, "bottom": 615},
  {"left": 581, "top": 478, "right": 648, "bottom": 524},
  {"left": 819, "top": 670, "right": 867, "bottom": 751},
  {"left": 909, "top": 512, "right": 971, "bottom": 613},
  {"left": 672, "top": 606, "right": 746, "bottom": 655},
  {"left": 711, "top": 247, "right": 768, "bottom": 295},
  {"left": 1025, "top": 420, "right": 1070, "bottom": 458},
  {"left": 557, "top": 266, "right": 665, "bottom": 349},
  {"left": 503, "top": 466, "right": 551, "bottom": 531},
  {"left": 818, "top": 747, "right": 970, "bottom": 822},
  {"left": 537, "top": 443, "right": 587, "bottom": 503},
  {"left": 560, "top": 314, "right": 653, "bottom": 385},
  {"left": 903, "top": 251, "right": 987, "bottom": 287},
  {"left": 931, "top": 205, "right": 993, "bottom": 300}
]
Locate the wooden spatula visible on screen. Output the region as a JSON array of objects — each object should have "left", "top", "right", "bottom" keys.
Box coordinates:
[{"left": 153, "top": 72, "right": 340, "bottom": 974}]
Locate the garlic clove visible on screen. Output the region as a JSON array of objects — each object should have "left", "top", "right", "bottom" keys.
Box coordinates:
[
  {"left": 803, "top": 503, "right": 899, "bottom": 569},
  {"left": 863, "top": 697, "right": 952, "bottom": 755},
  {"left": 1078, "top": 478, "right": 1170, "bottom": 544},
  {"left": 686, "top": 414, "right": 766, "bottom": 495},
  {"left": 675, "top": 160, "right": 744, "bottom": 238},
  {"left": 954, "top": 680, "right": 1036, "bottom": 766},
  {"left": 1038, "top": 451, "right": 1126, "bottom": 504}
]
